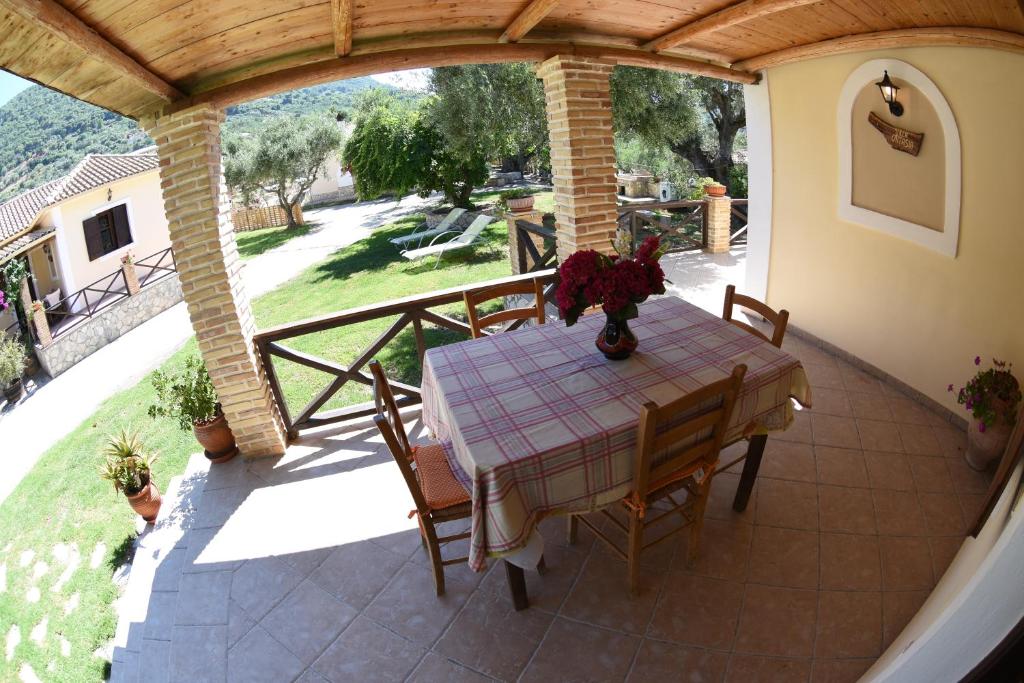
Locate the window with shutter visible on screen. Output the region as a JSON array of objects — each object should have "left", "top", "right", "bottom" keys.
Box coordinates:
[
  {"left": 83, "top": 204, "right": 133, "bottom": 261},
  {"left": 83, "top": 216, "right": 104, "bottom": 260}
]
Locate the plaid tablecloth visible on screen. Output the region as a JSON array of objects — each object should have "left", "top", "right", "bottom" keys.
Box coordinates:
[{"left": 421, "top": 296, "right": 812, "bottom": 571}]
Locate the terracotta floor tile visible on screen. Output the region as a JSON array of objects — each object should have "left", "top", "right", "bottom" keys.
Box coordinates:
[
  {"left": 856, "top": 420, "right": 903, "bottom": 453},
  {"left": 918, "top": 492, "right": 965, "bottom": 536},
  {"left": 810, "top": 415, "right": 861, "bottom": 449},
  {"left": 928, "top": 536, "right": 964, "bottom": 580},
  {"left": 363, "top": 562, "right": 475, "bottom": 647},
  {"left": 785, "top": 339, "right": 838, "bottom": 367},
  {"left": 908, "top": 456, "right": 954, "bottom": 493},
  {"left": 649, "top": 573, "right": 744, "bottom": 649},
  {"left": 897, "top": 423, "right": 943, "bottom": 456},
  {"left": 872, "top": 489, "right": 926, "bottom": 536},
  {"left": 725, "top": 654, "right": 811, "bottom": 683},
  {"left": 819, "top": 533, "right": 880, "bottom": 591},
  {"left": 815, "top": 591, "right": 881, "bottom": 658},
  {"left": 848, "top": 392, "right": 893, "bottom": 422},
  {"left": 408, "top": 653, "right": 491, "bottom": 683},
  {"left": 814, "top": 447, "right": 868, "bottom": 488},
  {"left": 761, "top": 440, "right": 818, "bottom": 483},
  {"left": 880, "top": 537, "right": 933, "bottom": 590},
  {"left": 803, "top": 363, "right": 845, "bottom": 391},
  {"left": 818, "top": 485, "right": 875, "bottom": 534},
  {"left": 434, "top": 589, "right": 553, "bottom": 681},
  {"left": 958, "top": 493, "right": 987, "bottom": 525},
  {"left": 519, "top": 618, "right": 639, "bottom": 683},
  {"left": 755, "top": 479, "right": 819, "bottom": 531},
  {"left": 677, "top": 517, "right": 753, "bottom": 582},
  {"left": 478, "top": 543, "right": 585, "bottom": 614},
  {"left": 746, "top": 526, "right": 819, "bottom": 589},
  {"left": 560, "top": 552, "right": 665, "bottom": 635},
  {"left": 734, "top": 584, "right": 817, "bottom": 657},
  {"left": 309, "top": 541, "right": 406, "bottom": 610},
  {"left": 863, "top": 451, "right": 914, "bottom": 492},
  {"left": 810, "top": 658, "right": 873, "bottom": 683},
  {"left": 931, "top": 425, "right": 968, "bottom": 460},
  {"left": 946, "top": 458, "right": 993, "bottom": 496},
  {"left": 886, "top": 396, "right": 934, "bottom": 426},
  {"left": 808, "top": 388, "right": 852, "bottom": 418},
  {"left": 627, "top": 640, "right": 728, "bottom": 683},
  {"left": 839, "top": 365, "right": 883, "bottom": 395},
  {"left": 882, "top": 590, "right": 929, "bottom": 649},
  {"left": 707, "top": 472, "right": 757, "bottom": 524},
  {"left": 312, "top": 617, "right": 425, "bottom": 683},
  {"left": 777, "top": 411, "right": 813, "bottom": 444}
]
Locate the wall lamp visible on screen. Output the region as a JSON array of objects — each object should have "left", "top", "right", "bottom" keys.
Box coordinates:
[{"left": 876, "top": 70, "right": 903, "bottom": 117}]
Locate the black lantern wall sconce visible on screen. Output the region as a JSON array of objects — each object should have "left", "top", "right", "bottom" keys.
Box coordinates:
[{"left": 875, "top": 70, "right": 903, "bottom": 117}]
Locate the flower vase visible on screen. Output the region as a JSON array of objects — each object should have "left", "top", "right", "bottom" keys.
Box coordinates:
[
  {"left": 596, "top": 315, "right": 638, "bottom": 360},
  {"left": 965, "top": 418, "right": 1011, "bottom": 471}
]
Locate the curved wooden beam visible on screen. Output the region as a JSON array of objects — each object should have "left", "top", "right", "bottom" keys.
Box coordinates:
[
  {"left": 173, "top": 41, "right": 757, "bottom": 112},
  {"left": 734, "top": 27, "right": 1024, "bottom": 71},
  {"left": 644, "top": 0, "right": 821, "bottom": 53},
  {"left": 500, "top": 0, "right": 561, "bottom": 43},
  {"left": 0, "top": 0, "right": 182, "bottom": 101}
]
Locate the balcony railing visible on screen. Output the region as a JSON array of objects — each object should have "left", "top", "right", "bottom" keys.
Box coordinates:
[{"left": 617, "top": 199, "right": 708, "bottom": 252}]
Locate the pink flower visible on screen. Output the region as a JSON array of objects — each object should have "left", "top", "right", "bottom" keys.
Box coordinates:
[
  {"left": 978, "top": 421, "right": 986, "bottom": 433},
  {"left": 974, "top": 356, "right": 981, "bottom": 366},
  {"left": 946, "top": 384, "right": 954, "bottom": 392}
]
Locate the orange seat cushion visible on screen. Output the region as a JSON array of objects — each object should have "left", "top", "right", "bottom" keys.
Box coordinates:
[{"left": 413, "top": 443, "right": 471, "bottom": 511}]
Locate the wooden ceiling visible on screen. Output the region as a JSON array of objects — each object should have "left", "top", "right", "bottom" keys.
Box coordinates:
[{"left": 1, "top": 0, "right": 1023, "bottom": 119}]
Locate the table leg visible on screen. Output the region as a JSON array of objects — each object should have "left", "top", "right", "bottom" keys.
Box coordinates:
[
  {"left": 733, "top": 434, "right": 767, "bottom": 512},
  {"left": 504, "top": 561, "right": 529, "bottom": 611}
]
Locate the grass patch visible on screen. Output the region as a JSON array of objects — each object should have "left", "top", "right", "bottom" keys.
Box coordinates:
[{"left": 235, "top": 222, "right": 313, "bottom": 260}]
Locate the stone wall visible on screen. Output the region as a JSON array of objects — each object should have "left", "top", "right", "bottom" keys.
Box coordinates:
[{"left": 36, "top": 275, "right": 183, "bottom": 378}]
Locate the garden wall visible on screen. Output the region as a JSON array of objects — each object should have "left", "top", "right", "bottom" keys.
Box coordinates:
[
  {"left": 231, "top": 204, "right": 303, "bottom": 232},
  {"left": 36, "top": 274, "right": 183, "bottom": 378}
]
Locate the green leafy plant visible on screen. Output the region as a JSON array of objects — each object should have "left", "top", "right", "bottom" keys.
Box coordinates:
[
  {"left": 495, "top": 188, "right": 534, "bottom": 212},
  {"left": 100, "top": 430, "right": 156, "bottom": 496},
  {"left": 0, "top": 334, "right": 27, "bottom": 387},
  {"left": 949, "top": 357, "right": 1022, "bottom": 431},
  {"left": 148, "top": 355, "right": 219, "bottom": 431},
  {"left": 687, "top": 177, "right": 718, "bottom": 200}
]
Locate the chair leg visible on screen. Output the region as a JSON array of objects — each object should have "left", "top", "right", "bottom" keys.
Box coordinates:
[
  {"left": 687, "top": 481, "right": 712, "bottom": 569},
  {"left": 421, "top": 516, "right": 446, "bottom": 596},
  {"left": 567, "top": 515, "right": 578, "bottom": 545},
  {"left": 627, "top": 512, "right": 644, "bottom": 596}
]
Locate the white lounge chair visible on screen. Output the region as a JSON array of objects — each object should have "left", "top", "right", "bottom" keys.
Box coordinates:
[
  {"left": 389, "top": 208, "right": 467, "bottom": 250},
  {"left": 401, "top": 214, "right": 493, "bottom": 269}
]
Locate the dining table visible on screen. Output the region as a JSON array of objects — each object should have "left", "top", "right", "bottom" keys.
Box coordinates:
[{"left": 420, "top": 294, "right": 812, "bottom": 609}]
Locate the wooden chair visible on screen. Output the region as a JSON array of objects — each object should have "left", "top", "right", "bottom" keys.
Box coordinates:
[
  {"left": 463, "top": 277, "right": 546, "bottom": 339},
  {"left": 369, "top": 360, "right": 471, "bottom": 596},
  {"left": 722, "top": 284, "right": 789, "bottom": 348},
  {"left": 569, "top": 364, "right": 748, "bottom": 594}
]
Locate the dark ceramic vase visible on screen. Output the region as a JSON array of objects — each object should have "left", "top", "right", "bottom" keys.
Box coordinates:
[{"left": 596, "top": 315, "right": 638, "bottom": 360}]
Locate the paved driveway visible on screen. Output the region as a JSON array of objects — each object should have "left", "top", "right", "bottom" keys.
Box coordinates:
[{"left": 0, "top": 195, "right": 436, "bottom": 505}]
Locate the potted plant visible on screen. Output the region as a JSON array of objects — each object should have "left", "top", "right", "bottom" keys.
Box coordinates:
[
  {"left": 704, "top": 181, "right": 727, "bottom": 198},
  {"left": 100, "top": 430, "right": 161, "bottom": 523},
  {"left": 497, "top": 188, "right": 535, "bottom": 213},
  {"left": 148, "top": 355, "right": 239, "bottom": 463},
  {"left": 949, "top": 357, "right": 1022, "bottom": 471},
  {"left": 0, "top": 333, "right": 27, "bottom": 404}
]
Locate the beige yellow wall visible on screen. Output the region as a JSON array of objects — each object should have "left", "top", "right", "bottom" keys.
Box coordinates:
[
  {"left": 52, "top": 170, "right": 172, "bottom": 295},
  {"left": 26, "top": 241, "right": 60, "bottom": 299},
  {"left": 765, "top": 47, "right": 1024, "bottom": 413}
]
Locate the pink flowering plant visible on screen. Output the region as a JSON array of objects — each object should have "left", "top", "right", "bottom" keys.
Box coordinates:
[
  {"left": 555, "top": 234, "right": 666, "bottom": 326},
  {"left": 949, "top": 357, "right": 1021, "bottom": 432},
  {"left": 0, "top": 290, "right": 8, "bottom": 312}
]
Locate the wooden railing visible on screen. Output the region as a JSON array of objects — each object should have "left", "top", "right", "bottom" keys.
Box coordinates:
[
  {"left": 617, "top": 200, "right": 708, "bottom": 253},
  {"left": 254, "top": 269, "right": 558, "bottom": 438},
  {"left": 135, "top": 246, "right": 177, "bottom": 287},
  {"left": 514, "top": 219, "right": 557, "bottom": 273},
  {"left": 730, "top": 199, "right": 749, "bottom": 244}
]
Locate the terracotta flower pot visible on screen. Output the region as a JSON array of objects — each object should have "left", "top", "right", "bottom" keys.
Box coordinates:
[
  {"left": 965, "top": 419, "right": 1012, "bottom": 471},
  {"left": 193, "top": 412, "right": 239, "bottom": 464},
  {"left": 596, "top": 315, "right": 638, "bottom": 360},
  {"left": 3, "top": 379, "right": 23, "bottom": 405},
  {"left": 506, "top": 196, "right": 535, "bottom": 211},
  {"left": 705, "top": 183, "right": 727, "bottom": 198},
  {"left": 126, "top": 480, "right": 162, "bottom": 524}
]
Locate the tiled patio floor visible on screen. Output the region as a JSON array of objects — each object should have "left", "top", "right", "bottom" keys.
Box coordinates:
[{"left": 110, "top": 326, "right": 992, "bottom": 683}]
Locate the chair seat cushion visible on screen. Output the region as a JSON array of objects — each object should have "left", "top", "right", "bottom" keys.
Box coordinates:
[{"left": 413, "top": 443, "right": 471, "bottom": 511}]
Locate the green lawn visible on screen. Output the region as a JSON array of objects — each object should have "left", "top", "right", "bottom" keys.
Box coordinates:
[
  {"left": 0, "top": 197, "right": 538, "bottom": 681},
  {"left": 235, "top": 222, "right": 313, "bottom": 260}
]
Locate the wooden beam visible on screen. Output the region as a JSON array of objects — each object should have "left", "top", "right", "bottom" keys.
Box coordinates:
[
  {"left": 0, "top": 0, "right": 182, "bottom": 101},
  {"left": 331, "top": 0, "right": 353, "bottom": 57},
  {"left": 177, "top": 41, "right": 757, "bottom": 112},
  {"left": 500, "top": 0, "right": 561, "bottom": 43},
  {"left": 644, "top": 0, "right": 821, "bottom": 53},
  {"left": 734, "top": 27, "right": 1024, "bottom": 71}
]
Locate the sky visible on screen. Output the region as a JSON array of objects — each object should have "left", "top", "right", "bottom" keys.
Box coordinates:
[{"left": 0, "top": 70, "right": 31, "bottom": 107}]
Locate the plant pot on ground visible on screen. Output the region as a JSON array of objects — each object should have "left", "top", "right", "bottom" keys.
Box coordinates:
[
  {"left": 149, "top": 356, "right": 239, "bottom": 463},
  {"left": 0, "top": 334, "right": 27, "bottom": 405},
  {"left": 950, "top": 357, "right": 1022, "bottom": 471},
  {"left": 101, "top": 430, "right": 162, "bottom": 523},
  {"left": 497, "top": 188, "right": 535, "bottom": 213}
]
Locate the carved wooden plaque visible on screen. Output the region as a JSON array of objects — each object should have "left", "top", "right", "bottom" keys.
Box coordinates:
[{"left": 868, "top": 111, "right": 924, "bottom": 156}]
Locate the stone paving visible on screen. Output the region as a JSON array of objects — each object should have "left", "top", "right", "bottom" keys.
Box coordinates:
[{"left": 108, "top": 327, "right": 990, "bottom": 682}]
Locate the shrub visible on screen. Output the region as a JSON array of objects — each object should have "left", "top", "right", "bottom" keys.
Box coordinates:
[
  {"left": 0, "top": 334, "right": 26, "bottom": 386},
  {"left": 100, "top": 430, "right": 157, "bottom": 496},
  {"left": 148, "top": 355, "right": 219, "bottom": 431}
]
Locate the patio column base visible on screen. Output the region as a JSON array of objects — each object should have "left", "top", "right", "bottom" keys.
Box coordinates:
[
  {"left": 145, "top": 104, "right": 287, "bottom": 458},
  {"left": 704, "top": 195, "right": 733, "bottom": 254},
  {"left": 537, "top": 55, "right": 619, "bottom": 262}
]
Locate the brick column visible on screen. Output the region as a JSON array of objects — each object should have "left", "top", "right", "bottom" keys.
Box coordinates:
[
  {"left": 31, "top": 302, "right": 52, "bottom": 348},
  {"left": 704, "top": 195, "right": 733, "bottom": 254},
  {"left": 506, "top": 208, "right": 544, "bottom": 274},
  {"left": 122, "top": 260, "right": 140, "bottom": 295},
  {"left": 537, "top": 55, "right": 619, "bottom": 262},
  {"left": 145, "top": 105, "right": 287, "bottom": 458}
]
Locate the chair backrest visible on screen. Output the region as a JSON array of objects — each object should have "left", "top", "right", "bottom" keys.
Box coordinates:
[
  {"left": 369, "top": 360, "right": 429, "bottom": 514},
  {"left": 436, "top": 208, "right": 467, "bottom": 231},
  {"left": 463, "top": 277, "right": 546, "bottom": 339},
  {"left": 454, "top": 215, "right": 493, "bottom": 244},
  {"left": 632, "top": 364, "right": 747, "bottom": 504},
  {"left": 722, "top": 284, "right": 789, "bottom": 348}
]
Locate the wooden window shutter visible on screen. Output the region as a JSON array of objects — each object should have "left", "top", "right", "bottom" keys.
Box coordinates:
[
  {"left": 83, "top": 216, "right": 103, "bottom": 261},
  {"left": 111, "top": 204, "right": 132, "bottom": 248}
]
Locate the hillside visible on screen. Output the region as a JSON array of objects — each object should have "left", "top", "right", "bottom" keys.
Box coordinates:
[{"left": 0, "top": 77, "right": 404, "bottom": 202}]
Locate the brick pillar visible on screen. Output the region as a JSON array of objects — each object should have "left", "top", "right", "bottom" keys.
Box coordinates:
[
  {"left": 506, "top": 208, "right": 544, "bottom": 274},
  {"left": 122, "top": 260, "right": 140, "bottom": 295},
  {"left": 145, "top": 105, "right": 287, "bottom": 458},
  {"left": 31, "top": 302, "right": 52, "bottom": 348},
  {"left": 704, "top": 195, "right": 733, "bottom": 254},
  {"left": 537, "top": 55, "right": 619, "bottom": 262}
]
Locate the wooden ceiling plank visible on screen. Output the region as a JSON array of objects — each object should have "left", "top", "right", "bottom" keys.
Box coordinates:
[
  {"left": 644, "top": 0, "right": 824, "bottom": 52},
  {"left": 500, "top": 0, "right": 561, "bottom": 42},
  {"left": 734, "top": 26, "right": 1024, "bottom": 71},
  {"left": 0, "top": 0, "right": 181, "bottom": 101},
  {"left": 332, "top": 0, "right": 353, "bottom": 56}
]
